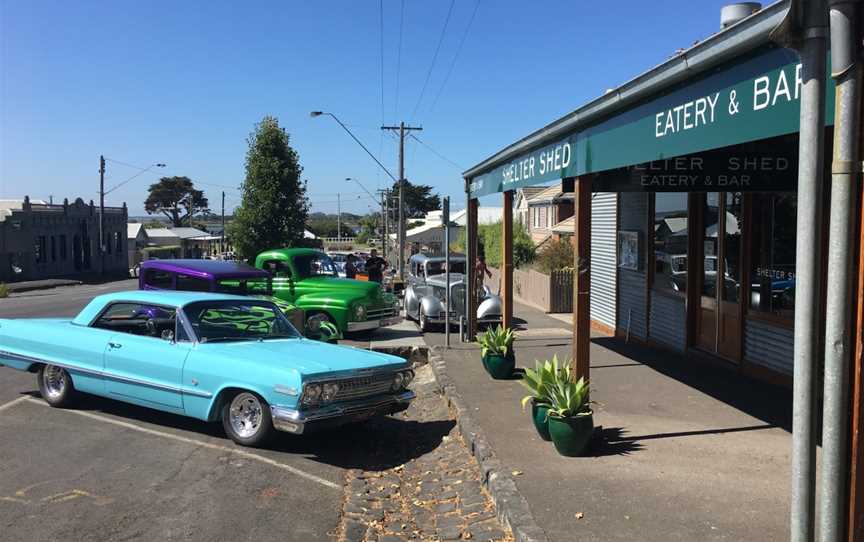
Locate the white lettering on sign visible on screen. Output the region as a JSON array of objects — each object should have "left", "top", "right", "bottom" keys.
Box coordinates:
[
  {"left": 502, "top": 143, "right": 571, "bottom": 186},
  {"left": 655, "top": 93, "right": 719, "bottom": 138},
  {"left": 754, "top": 63, "right": 803, "bottom": 111}
]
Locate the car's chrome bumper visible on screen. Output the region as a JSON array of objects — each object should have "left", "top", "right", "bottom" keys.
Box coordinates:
[
  {"left": 346, "top": 315, "right": 403, "bottom": 332},
  {"left": 427, "top": 312, "right": 501, "bottom": 324},
  {"left": 270, "top": 390, "right": 416, "bottom": 434}
]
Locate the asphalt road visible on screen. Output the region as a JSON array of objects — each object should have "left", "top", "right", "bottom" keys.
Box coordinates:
[{"left": 0, "top": 280, "right": 403, "bottom": 541}]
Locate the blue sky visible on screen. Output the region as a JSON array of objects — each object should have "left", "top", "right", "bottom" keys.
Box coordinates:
[{"left": 1, "top": 0, "right": 741, "bottom": 216}]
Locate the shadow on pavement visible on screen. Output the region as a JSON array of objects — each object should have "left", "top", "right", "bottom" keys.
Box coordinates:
[
  {"left": 54, "top": 392, "right": 454, "bottom": 471},
  {"left": 592, "top": 336, "right": 794, "bottom": 433}
]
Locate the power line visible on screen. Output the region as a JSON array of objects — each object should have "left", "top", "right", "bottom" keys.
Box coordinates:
[
  {"left": 430, "top": 0, "right": 480, "bottom": 112},
  {"left": 394, "top": 0, "right": 404, "bottom": 121},
  {"left": 409, "top": 133, "right": 464, "bottom": 170},
  {"left": 410, "top": 0, "right": 455, "bottom": 120}
]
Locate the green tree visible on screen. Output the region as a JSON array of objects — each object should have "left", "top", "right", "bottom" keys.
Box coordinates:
[
  {"left": 144, "top": 176, "right": 209, "bottom": 227},
  {"left": 389, "top": 180, "right": 441, "bottom": 218},
  {"left": 355, "top": 213, "right": 379, "bottom": 244},
  {"left": 230, "top": 116, "right": 308, "bottom": 260},
  {"left": 453, "top": 221, "right": 535, "bottom": 269}
]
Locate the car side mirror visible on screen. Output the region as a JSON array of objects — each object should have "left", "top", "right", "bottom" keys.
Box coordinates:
[{"left": 161, "top": 329, "right": 175, "bottom": 342}]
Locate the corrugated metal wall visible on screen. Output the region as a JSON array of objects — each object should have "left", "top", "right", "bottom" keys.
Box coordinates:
[
  {"left": 648, "top": 292, "right": 686, "bottom": 351},
  {"left": 616, "top": 193, "right": 648, "bottom": 340},
  {"left": 591, "top": 193, "right": 617, "bottom": 329},
  {"left": 744, "top": 318, "right": 794, "bottom": 375}
]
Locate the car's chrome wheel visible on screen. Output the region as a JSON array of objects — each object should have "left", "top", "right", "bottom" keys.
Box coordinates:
[
  {"left": 228, "top": 393, "right": 263, "bottom": 439},
  {"left": 42, "top": 365, "right": 67, "bottom": 399},
  {"left": 37, "top": 364, "right": 77, "bottom": 408}
]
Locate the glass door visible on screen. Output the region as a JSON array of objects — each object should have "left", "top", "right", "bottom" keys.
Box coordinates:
[{"left": 695, "top": 192, "right": 743, "bottom": 362}]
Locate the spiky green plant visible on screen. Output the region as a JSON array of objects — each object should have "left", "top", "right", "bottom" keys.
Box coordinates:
[
  {"left": 477, "top": 325, "right": 516, "bottom": 358},
  {"left": 519, "top": 355, "right": 562, "bottom": 410},
  {"left": 546, "top": 362, "right": 592, "bottom": 418}
]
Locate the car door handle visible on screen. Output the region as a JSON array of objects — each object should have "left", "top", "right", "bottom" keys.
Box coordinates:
[{"left": 108, "top": 342, "right": 123, "bottom": 349}]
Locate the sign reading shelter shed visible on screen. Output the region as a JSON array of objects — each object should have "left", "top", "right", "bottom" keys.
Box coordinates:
[{"left": 468, "top": 46, "right": 834, "bottom": 198}]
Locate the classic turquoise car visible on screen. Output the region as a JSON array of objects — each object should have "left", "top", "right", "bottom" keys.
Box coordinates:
[{"left": 0, "top": 290, "right": 414, "bottom": 446}]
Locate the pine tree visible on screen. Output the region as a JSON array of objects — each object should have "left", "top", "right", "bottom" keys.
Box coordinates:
[{"left": 230, "top": 116, "right": 308, "bottom": 261}]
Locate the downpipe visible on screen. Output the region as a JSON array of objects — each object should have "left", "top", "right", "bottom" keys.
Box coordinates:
[{"left": 819, "top": 1, "right": 862, "bottom": 541}]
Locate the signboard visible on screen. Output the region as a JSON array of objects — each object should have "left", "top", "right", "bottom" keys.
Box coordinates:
[
  {"left": 592, "top": 133, "right": 800, "bottom": 192},
  {"left": 469, "top": 46, "right": 834, "bottom": 198},
  {"left": 618, "top": 231, "right": 642, "bottom": 271}
]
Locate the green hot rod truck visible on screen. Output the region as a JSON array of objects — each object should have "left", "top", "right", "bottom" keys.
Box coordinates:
[{"left": 255, "top": 248, "right": 402, "bottom": 334}]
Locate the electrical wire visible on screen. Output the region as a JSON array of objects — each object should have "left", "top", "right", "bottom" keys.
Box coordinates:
[
  {"left": 409, "top": 133, "right": 464, "bottom": 170},
  {"left": 410, "top": 0, "right": 456, "bottom": 120},
  {"left": 430, "top": 0, "right": 480, "bottom": 112}
]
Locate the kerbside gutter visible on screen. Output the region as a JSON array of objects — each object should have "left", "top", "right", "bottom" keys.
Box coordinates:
[{"left": 462, "top": 0, "right": 790, "bottom": 183}]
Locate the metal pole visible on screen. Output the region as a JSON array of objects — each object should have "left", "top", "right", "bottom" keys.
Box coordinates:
[
  {"left": 398, "top": 122, "right": 405, "bottom": 279},
  {"left": 789, "top": 1, "right": 828, "bottom": 539},
  {"left": 221, "top": 191, "right": 225, "bottom": 256},
  {"left": 384, "top": 190, "right": 390, "bottom": 261},
  {"left": 337, "top": 193, "right": 341, "bottom": 244},
  {"left": 444, "top": 196, "right": 451, "bottom": 348},
  {"left": 819, "top": 2, "right": 861, "bottom": 540},
  {"left": 99, "top": 155, "right": 105, "bottom": 275}
]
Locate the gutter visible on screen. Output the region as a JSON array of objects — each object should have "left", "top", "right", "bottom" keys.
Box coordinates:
[{"left": 463, "top": 0, "right": 790, "bottom": 181}]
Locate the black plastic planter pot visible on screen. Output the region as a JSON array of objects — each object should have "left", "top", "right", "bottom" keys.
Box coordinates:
[
  {"left": 531, "top": 401, "right": 552, "bottom": 441},
  {"left": 548, "top": 413, "right": 594, "bottom": 456},
  {"left": 483, "top": 352, "right": 514, "bottom": 379}
]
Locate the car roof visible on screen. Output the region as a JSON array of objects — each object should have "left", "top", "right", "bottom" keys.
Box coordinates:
[
  {"left": 72, "top": 290, "right": 266, "bottom": 326},
  {"left": 140, "top": 259, "right": 269, "bottom": 279}
]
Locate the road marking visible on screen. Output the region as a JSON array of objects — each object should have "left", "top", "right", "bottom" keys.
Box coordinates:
[
  {"left": 22, "top": 398, "right": 340, "bottom": 490},
  {"left": 0, "top": 396, "right": 32, "bottom": 413}
]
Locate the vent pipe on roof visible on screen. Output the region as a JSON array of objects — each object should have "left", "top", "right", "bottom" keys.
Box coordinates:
[{"left": 720, "top": 2, "right": 761, "bottom": 29}]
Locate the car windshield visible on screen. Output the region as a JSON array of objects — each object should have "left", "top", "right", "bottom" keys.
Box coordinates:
[
  {"left": 426, "top": 260, "right": 466, "bottom": 276},
  {"left": 215, "top": 278, "right": 271, "bottom": 296},
  {"left": 184, "top": 300, "right": 300, "bottom": 342},
  {"left": 293, "top": 253, "right": 338, "bottom": 278}
]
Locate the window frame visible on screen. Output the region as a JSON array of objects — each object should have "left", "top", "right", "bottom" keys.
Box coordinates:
[{"left": 89, "top": 300, "right": 192, "bottom": 342}]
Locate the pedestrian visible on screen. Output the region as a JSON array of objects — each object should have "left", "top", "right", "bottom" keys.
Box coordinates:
[
  {"left": 365, "top": 249, "right": 388, "bottom": 283},
  {"left": 344, "top": 254, "right": 358, "bottom": 279},
  {"left": 475, "top": 245, "right": 492, "bottom": 293}
]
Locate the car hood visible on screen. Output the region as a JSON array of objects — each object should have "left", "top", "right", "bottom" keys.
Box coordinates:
[{"left": 195, "top": 338, "right": 406, "bottom": 376}]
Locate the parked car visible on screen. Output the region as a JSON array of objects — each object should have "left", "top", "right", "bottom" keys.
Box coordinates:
[
  {"left": 0, "top": 291, "right": 415, "bottom": 446},
  {"left": 138, "top": 259, "right": 338, "bottom": 342},
  {"left": 255, "top": 248, "right": 402, "bottom": 335},
  {"left": 404, "top": 253, "right": 503, "bottom": 332}
]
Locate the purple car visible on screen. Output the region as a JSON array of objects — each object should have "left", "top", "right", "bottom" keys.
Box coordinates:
[{"left": 138, "top": 259, "right": 307, "bottom": 332}]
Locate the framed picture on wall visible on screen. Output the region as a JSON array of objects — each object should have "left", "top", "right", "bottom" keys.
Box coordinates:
[{"left": 618, "top": 230, "right": 641, "bottom": 270}]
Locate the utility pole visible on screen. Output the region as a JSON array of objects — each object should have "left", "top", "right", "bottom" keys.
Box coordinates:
[
  {"left": 337, "top": 193, "right": 342, "bottom": 243},
  {"left": 99, "top": 155, "right": 106, "bottom": 275},
  {"left": 381, "top": 121, "right": 422, "bottom": 278},
  {"left": 221, "top": 191, "right": 226, "bottom": 256},
  {"left": 377, "top": 189, "right": 390, "bottom": 259}
]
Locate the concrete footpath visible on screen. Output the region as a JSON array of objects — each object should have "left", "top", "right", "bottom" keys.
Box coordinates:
[{"left": 425, "top": 302, "right": 794, "bottom": 542}]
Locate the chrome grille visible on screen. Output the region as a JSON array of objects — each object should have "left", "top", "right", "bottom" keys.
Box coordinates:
[
  {"left": 367, "top": 306, "right": 397, "bottom": 320},
  {"left": 333, "top": 373, "right": 394, "bottom": 401}
]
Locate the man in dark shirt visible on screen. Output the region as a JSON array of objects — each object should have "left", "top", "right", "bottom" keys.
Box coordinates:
[
  {"left": 365, "top": 249, "right": 387, "bottom": 283},
  {"left": 344, "top": 254, "right": 358, "bottom": 279}
]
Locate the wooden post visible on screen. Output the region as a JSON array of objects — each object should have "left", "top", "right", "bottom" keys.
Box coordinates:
[
  {"left": 847, "top": 161, "right": 864, "bottom": 542},
  {"left": 502, "top": 190, "right": 514, "bottom": 330},
  {"left": 467, "top": 197, "right": 479, "bottom": 339},
  {"left": 572, "top": 177, "right": 591, "bottom": 380}
]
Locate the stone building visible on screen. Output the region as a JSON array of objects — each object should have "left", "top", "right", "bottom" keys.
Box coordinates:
[{"left": 0, "top": 196, "right": 128, "bottom": 282}]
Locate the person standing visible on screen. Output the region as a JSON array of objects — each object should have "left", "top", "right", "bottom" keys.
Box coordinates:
[
  {"left": 344, "top": 254, "right": 358, "bottom": 279},
  {"left": 365, "top": 249, "right": 388, "bottom": 283},
  {"left": 475, "top": 246, "right": 492, "bottom": 293}
]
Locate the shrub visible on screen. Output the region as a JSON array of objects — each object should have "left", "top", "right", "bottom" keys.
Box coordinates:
[
  {"left": 477, "top": 325, "right": 516, "bottom": 358},
  {"left": 0, "top": 283, "right": 8, "bottom": 298},
  {"left": 535, "top": 238, "right": 574, "bottom": 274}
]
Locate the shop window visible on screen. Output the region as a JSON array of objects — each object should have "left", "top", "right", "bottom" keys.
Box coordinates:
[
  {"left": 34, "top": 236, "right": 47, "bottom": 264},
  {"left": 50, "top": 236, "right": 56, "bottom": 262},
  {"left": 116, "top": 232, "right": 123, "bottom": 254},
  {"left": 749, "top": 193, "right": 796, "bottom": 319},
  {"left": 59, "top": 235, "right": 67, "bottom": 261},
  {"left": 652, "top": 193, "right": 689, "bottom": 294}
]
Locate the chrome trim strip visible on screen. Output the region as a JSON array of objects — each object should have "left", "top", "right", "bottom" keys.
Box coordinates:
[{"left": 0, "top": 349, "right": 213, "bottom": 398}]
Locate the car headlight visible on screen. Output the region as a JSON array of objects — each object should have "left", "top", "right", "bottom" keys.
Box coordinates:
[
  {"left": 353, "top": 304, "right": 367, "bottom": 321},
  {"left": 402, "top": 369, "right": 414, "bottom": 386},
  {"left": 391, "top": 371, "right": 405, "bottom": 391},
  {"left": 305, "top": 316, "right": 322, "bottom": 334},
  {"left": 301, "top": 383, "right": 322, "bottom": 406},
  {"left": 321, "top": 382, "right": 340, "bottom": 402}
]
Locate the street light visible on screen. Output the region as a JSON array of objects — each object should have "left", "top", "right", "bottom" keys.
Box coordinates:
[
  {"left": 309, "top": 111, "right": 397, "bottom": 183},
  {"left": 345, "top": 177, "right": 377, "bottom": 200}
]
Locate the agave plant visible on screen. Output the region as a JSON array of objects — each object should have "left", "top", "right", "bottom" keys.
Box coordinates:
[
  {"left": 546, "top": 362, "right": 592, "bottom": 418},
  {"left": 519, "top": 355, "right": 562, "bottom": 410},
  {"left": 477, "top": 325, "right": 516, "bottom": 358}
]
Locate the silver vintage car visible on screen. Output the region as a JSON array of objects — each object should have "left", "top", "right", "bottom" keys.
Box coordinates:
[{"left": 404, "top": 253, "right": 503, "bottom": 332}]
